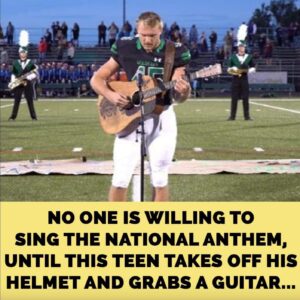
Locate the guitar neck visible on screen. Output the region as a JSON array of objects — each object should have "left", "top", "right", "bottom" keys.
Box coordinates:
[
  {"left": 142, "top": 80, "right": 177, "bottom": 99},
  {"left": 141, "top": 64, "right": 221, "bottom": 99}
]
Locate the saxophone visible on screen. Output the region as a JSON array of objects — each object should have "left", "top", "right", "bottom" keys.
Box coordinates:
[
  {"left": 8, "top": 69, "right": 38, "bottom": 90},
  {"left": 227, "top": 68, "right": 248, "bottom": 77}
]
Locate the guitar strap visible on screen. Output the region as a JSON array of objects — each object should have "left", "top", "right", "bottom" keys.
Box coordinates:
[
  {"left": 155, "top": 40, "right": 175, "bottom": 110},
  {"left": 163, "top": 40, "right": 175, "bottom": 83}
]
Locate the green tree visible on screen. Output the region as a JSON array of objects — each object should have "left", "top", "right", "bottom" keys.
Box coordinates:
[
  {"left": 268, "top": 0, "right": 299, "bottom": 26},
  {"left": 251, "top": 3, "right": 271, "bottom": 28},
  {"left": 250, "top": 0, "right": 299, "bottom": 27}
]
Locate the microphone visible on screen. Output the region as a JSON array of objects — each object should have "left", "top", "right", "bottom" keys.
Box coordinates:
[{"left": 137, "top": 71, "right": 144, "bottom": 88}]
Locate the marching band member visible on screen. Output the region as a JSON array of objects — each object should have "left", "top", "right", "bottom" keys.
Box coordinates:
[
  {"left": 9, "top": 30, "right": 38, "bottom": 121},
  {"left": 227, "top": 24, "right": 256, "bottom": 121}
]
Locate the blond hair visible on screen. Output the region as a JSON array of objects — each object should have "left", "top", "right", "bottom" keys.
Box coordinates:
[{"left": 136, "top": 12, "right": 163, "bottom": 29}]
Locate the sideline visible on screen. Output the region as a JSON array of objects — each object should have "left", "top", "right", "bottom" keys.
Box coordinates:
[
  {"left": 1, "top": 98, "right": 300, "bottom": 110},
  {"left": 0, "top": 99, "right": 97, "bottom": 109},
  {"left": 0, "top": 100, "right": 27, "bottom": 109},
  {"left": 251, "top": 101, "right": 300, "bottom": 114},
  {"left": 188, "top": 98, "right": 300, "bottom": 102}
]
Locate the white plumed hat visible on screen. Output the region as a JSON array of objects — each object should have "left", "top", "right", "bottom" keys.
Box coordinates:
[
  {"left": 18, "top": 30, "right": 29, "bottom": 53},
  {"left": 237, "top": 24, "right": 248, "bottom": 47}
]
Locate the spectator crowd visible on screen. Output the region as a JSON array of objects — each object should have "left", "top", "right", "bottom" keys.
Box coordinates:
[
  {"left": 1, "top": 18, "right": 300, "bottom": 98},
  {"left": 1, "top": 19, "right": 300, "bottom": 61}
]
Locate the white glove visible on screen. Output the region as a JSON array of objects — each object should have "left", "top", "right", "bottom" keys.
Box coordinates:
[
  {"left": 248, "top": 67, "right": 256, "bottom": 74},
  {"left": 26, "top": 73, "right": 37, "bottom": 81}
]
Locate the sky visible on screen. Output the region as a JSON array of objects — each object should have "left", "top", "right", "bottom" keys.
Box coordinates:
[
  {"left": 1, "top": 0, "right": 269, "bottom": 28},
  {"left": 0, "top": 0, "right": 296, "bottom": 44}
]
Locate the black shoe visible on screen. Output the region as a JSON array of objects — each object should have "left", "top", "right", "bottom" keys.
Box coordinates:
[
  {"left": 244, "top": 117, "right": 253, "bottom": 121},
  {"left": 8, "top": 117, "right": 15, "bottom": 121},
  {"left": 32, "top": 117, "right": 38, "bottom": 121},
  {"left": 227, "top": 117, "right": 235, "bottom": 121}
]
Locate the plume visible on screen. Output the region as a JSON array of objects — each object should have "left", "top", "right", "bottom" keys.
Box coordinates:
[
  {"left": 19, "top": 30, "right": 29, "bottom": 47},
  {"left": 237, "top": 24, "right": 247, "bottom": 42}
]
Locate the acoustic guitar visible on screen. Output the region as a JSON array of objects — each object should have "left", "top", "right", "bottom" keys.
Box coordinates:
[{"left": 97, "top": 63, "right": 222, "bottom": 136}]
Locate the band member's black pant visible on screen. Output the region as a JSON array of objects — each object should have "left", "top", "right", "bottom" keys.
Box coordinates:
[
  {"left": 229, "top": 75, "right": 250, "bottom": 119},
  {"left": 10, "top": 82, "right": 37, "bottom": 120}
]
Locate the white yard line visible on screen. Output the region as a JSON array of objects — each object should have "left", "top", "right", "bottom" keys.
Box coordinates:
[
  {"left": 1, "top": 98, "right": 299, "bottom": 110},
  {"left": 0, "top": 101, "right": 27, "bottom": 109},
  {"left": 189, "top": 98, "right": 300, "bottom": 102},
  {"left": 0, "top": 103, "right": 14, "bottom": 108},
  {"left": 0, "top": 99, "right": 97, "bottom": 108},
  {"left": 251, "top": 101, "right": 300, "bottom": 114}
]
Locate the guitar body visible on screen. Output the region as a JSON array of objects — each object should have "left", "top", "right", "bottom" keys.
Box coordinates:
[
  {"left": 97, "top": 64, "right": 222, "bottom": 135},
  {"left": 97, "top": 76, "right": 163, "bottom": 136}
]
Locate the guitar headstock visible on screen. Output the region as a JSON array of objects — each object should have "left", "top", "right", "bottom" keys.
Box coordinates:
[{"left": 193, "top": 64, "right": 222, "bottom": 80}]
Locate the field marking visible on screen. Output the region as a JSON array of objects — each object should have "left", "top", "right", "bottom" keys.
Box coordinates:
[
  {"left": 1, "top": 98, "right": 299, "bottom": 105},
  {"left": 12, "top": 147, "right": 23, "bottom": 152},
  {"left": 254, "top": 147, "right": 265, "bottom": 152},
  {"left": 0, "top": 103, "right": 14, "bottom": 108},
  {"left": 189, "top": 98, "right": 300, "bottom": 102},
  {"left": 0, "top": 99, "right": 98, "bottom": 106},
  {"left": 0, "top": 101, "right": 27, "bottom": 109},
  {"left": 251, "top": 101, "right": 300, "bottom": 114},
  {"left": 72, "top": 147, "right": 83, "bottom": 152}
]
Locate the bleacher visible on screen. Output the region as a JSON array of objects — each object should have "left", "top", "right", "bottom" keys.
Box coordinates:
[
  {"left": 2, "top": 42, "right": 300, "bottom": 98},
  {"left": 4, "top": 44, "right": 111, "bottom": 66},
  {"left": 190, "top": 45, "right": 300, "bottom": 97},
  {"left": 1, "top": 45, "right": 111, "bottom": 98},
  {"left": 73, "top": 47, "right": 110, "bottom": 65}
]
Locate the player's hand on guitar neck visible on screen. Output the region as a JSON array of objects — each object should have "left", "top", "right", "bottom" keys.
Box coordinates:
[
  {"left": 173, "top": 78, "right": 191, "bottom": 103},
  {"left": 175, "top": 78, "right": 190, "bottom": 94}
]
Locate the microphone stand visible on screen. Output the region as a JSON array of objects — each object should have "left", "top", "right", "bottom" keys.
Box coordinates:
[{"left": 137, "top": 73, "right": 145, "bottom": 202}]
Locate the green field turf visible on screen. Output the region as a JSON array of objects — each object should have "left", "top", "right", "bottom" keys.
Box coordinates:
[{"left": 1, "top": 98, "right": 299, "bottom": 201}]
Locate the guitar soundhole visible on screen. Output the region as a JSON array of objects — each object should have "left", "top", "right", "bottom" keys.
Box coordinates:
[{"left": 131, "top": 91, "right": 141, "bottom": 106}]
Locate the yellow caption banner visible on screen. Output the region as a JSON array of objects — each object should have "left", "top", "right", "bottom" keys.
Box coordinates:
[{"left": 0, "top": 202, "right": 299, "bottom": 300}]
